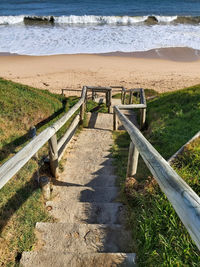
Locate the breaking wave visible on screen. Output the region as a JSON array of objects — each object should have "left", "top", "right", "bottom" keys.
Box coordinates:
[{"left": 1, "top": 15, "right": 200, "bottom": 26}]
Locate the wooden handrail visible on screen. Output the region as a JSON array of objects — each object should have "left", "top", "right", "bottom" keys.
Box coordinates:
[
  {"left": 0, "top": 86, "right": 87, "bottom": 189},
  {"left": 168, "top": 130, "right": 200, "bottom": 164},
  {"left": 86, "top": 86, "right": 112, "bottom": 113},
  {"left": 117, "top": 104, "right": 146, "bottom": 109},
  {"left": 139, "top": 88, "right": 146, "bottom": 106},
  {"left": 114, "top": 105, "right": 200, "bottom": 250},
  {"left": 113, "top": 87, "right": 146, "bottom": 129},
  {"left": 0, "top": 85, "right": 113, "bottom": 189},
  {"left": 86, "top": 86, "right": 112, "bottom": 91}
]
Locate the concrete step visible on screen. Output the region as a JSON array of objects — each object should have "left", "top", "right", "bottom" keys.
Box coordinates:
[
  {"left": 62, "top": 169, "right": 116, "bottom": 184},
  {"left": 21, "top": 252, "right": 136, "bottom": 267},
  {"left": 56, "top": 186, "right": 119, "bottom": 203},
  {"left": 73, "top": 127, "right": 112, "bottom": 141},
  {"left": 71, "top": 144, "right": 112, "bottom": 153},
  {"left": 46, "top": 202, "right": 126, "bottom": 224},
  {"left": 87, "top": 112, "right": 113, "bottom": 130},
  {"left": 65, "top": 164, "right": 115, "bottom": 177},
  {"left": 54, "top": 174, "right": 117, "bottom": 188},
  {"left": 83, "top": 175, "right": 117, "bottom": 187},
  {"left": 66, "top": 153, "right": 114, "bottom": 167},
  {"left": 72, "top": 134, "right": 112, "bottom": 146},
  {"left": 35, "top": 222, "right": 133, "bottom": 253}
]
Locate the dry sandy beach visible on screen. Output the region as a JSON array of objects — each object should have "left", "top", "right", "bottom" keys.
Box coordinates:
[{"left": 0, "top": 47, "right": 200, "bottom": 96}]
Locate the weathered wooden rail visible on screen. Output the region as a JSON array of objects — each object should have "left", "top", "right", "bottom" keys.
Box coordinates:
[
  {"left": 0, "top": 85, "right": 113, "bottom": 190},
  {"left": 168, "top": 130, "right": 200, "bottom": 165},
  {"left": 86, "top": 86, "right": 112, "bottom": 113},
  {"left": 0, "top": 86, "right": 87, "bottom": 189},
  {"left": 113, "top": 88, "right": 146, "bottom": 129},
  {"left": 1, "top": 83, "right": 200, "bottom": 250},
  {"left": 113, "top": 103, "right": 200, "bottom": 250}
]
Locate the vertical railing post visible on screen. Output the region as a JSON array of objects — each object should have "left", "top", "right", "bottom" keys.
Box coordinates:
[
  {"left": 121, "top": 91, "right": 123, "bottom": 102},
  {"left": 48, "top": 134, "right": 58, "bottom": 178},
  {"left": 80, "top": 86, "right": 86, "bottom": 124},
  {"left": 85, "top": 88, "right": 88, "bottom": 112},
  {"left": 113, "top": 108, "right": 118, "bottom": 130},
  {"left": 126, "top": 141, "right": 139, "bottom": 177},
  {"left": 122, "top": 92, "right": 124, "bottom": 104},
  {"left": 92, "top": 90, "right": 95, "bottom": 101},
  {"left": 106, "top": 91, "right": 108, "bottom": 109},
  {"left": 80, "top": 101, "right": 85, "bottom": 124},
  {"left": 122, "top": 92, "right": 126, "bottom": 104},
  {"left": 129, "top": 91, "right": 133, "bottom": 104},
  {"left": 140, "top": 108, "right": 146, "bottom": 129},
  {"left": 108, "top": 90, "right": 111, "bottom": 113}
]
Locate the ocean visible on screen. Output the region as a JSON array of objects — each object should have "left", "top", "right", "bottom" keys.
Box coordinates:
[{"left": 1, "top": 0, "right": 200, "bottom": 55}]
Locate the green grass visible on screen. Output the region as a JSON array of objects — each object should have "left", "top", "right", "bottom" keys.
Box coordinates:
[
  {"left": 112, "top": 85, "right": 200, "bottom": 266},
  {"left": 0, "top": 78, "right": 67, "bottom": 163},
  {"left": 86, "top": 99, "right": 108, "bottom": 113},
  {"left": 112, "top": 89, "right": 158, "bottom": 104},
  {"left": 0, "top": 78, "right": 73, "bottom": 266},
  {"left": 0, "top": 79, "right": 89, "bottom": 266},
  {"left": 144, "top": 88, "right": 159, "bottom": 98},
  {"left": 112, "top": 93, "right": 122, "bottom": 99},
  {"left": 0, "top": 79, "right": 111, "bottom": 266},
  {"left": 146, "top": 85, "right": 200, "bottom": 159}
]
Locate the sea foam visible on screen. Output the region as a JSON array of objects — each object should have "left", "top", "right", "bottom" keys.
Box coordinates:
[
  {"left": 55, "top": 15, "right": 148, "bottom": 25},
  {"left": 0, "top": 15, "right": 24, "bottom": 25},
  {"left": 1, "top": 23, "right": 200, "bottom": 55},
  {"left": 0, "top": 15, "right": 198, "bottom": 26}
]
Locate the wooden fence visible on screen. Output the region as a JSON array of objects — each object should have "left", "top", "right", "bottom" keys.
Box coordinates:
[
  {"left": 0, "top": 85, "right": 112, "bottom": 189},
  {"left": 113, "top": 103, "right": 200, "bottom": 250},
  {"left": 86, "top": 86, "right": 112, "bottom": 113},
  {"left": 1, "top": 83, "right": 200, "bottom": 250},
  {"left": 0, "top": 86, "right": 87, "bottom": 189},
  {"left": 113, "top": 88, "right": 146, "bottom": 129}
]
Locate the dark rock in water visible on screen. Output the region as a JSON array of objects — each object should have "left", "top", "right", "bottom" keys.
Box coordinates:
[
  {"left": 174, "top": 16, "right": 200, "bottom": 24},
  {"left": 24, "top": 16, "right": 54, "bottom": 25},
  {"left": 145, "top": 16, "right": 158, "bottom": 25}
]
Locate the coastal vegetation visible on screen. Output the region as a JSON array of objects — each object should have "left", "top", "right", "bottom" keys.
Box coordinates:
[
  {"left": 112, "top": 85, "right": 200, "bottom": 266},
  {"left": 0, "top": 79, "right": 108, "bottom": 266},
  {"left": 0, "top": 78, "right": 69, "bottom": 266},
  {"left": 1, "top": 78, "right": 200, "bottom": 265}
]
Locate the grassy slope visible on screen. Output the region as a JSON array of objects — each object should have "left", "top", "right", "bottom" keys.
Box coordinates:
[
  {"left": 0, "top": 78, "right": 79, "bottom": 266},
  {"left": 0, "top": 78, "right": 66, "bottom": 162},
  {"left": 0, "top": 79, "right": 108, "bottom": 266},
  {"left": 112, "top": 85, "right": 200, "bottom": 266}
]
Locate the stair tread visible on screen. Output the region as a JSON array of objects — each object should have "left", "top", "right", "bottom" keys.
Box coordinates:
[
  {"left": 53, "top": 175, "right": 118, "bottom": 187},
  {"left": 35, "top": 222, "right": 133, "bottom": 253},
  {"left": 21, "top": 252, "right": 136, "bottom": 267},
  {"left": 45, "top": 202, "right": 126, "bottom": 224},
  {"left": 54, "top": 186, "right": 119, "bottom": 203},
  {"left": 20, "top": 113, "right": 136, "bottom": 266},
  {"left": 63, "top": 164, "right": 115, "bottom": 176}
]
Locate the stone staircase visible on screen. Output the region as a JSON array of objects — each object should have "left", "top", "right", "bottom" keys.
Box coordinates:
[{"left": 21, "top": 112, "right": 136, "bottom": 266}]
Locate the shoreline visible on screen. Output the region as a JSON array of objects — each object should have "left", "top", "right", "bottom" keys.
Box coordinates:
[
  {"left": 1, "top": 47, "right": 200, "bottom": 62},
  {"left": 99, "top": 47, "right": 200, "bottom": 62},
  {"left": 1, "top": 47, "right": 200, "bottom": 95}
]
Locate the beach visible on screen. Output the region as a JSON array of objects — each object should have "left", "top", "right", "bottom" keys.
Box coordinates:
[
  {"left": 1, "top": 1, "right": 200, "bottom": 96},
  {"left": 0, "top": 47, "right": 200, "bottom": 95}
]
